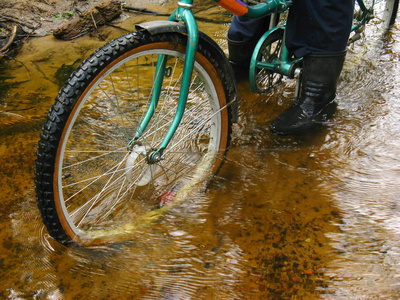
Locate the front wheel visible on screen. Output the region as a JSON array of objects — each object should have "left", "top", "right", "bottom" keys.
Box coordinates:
[{"left": 35, "top": 31, "right": 234, "bottom": 245}]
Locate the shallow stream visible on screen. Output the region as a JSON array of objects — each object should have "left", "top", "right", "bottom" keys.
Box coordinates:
[{"left": 1, "top": 1, "right": 399, "bottom": 298}]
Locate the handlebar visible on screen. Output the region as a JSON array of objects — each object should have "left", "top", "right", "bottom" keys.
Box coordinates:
[{"left": 212, "top": 0, "right": 292, "bottom": 18}]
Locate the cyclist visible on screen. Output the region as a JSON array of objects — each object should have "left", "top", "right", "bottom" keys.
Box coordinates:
[{"left": 228, "top": 0, "right": 355, "bottom": 135}]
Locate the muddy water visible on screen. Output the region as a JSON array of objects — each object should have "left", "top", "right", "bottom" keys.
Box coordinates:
[{"left": 1, "top": 1, "right": 400, "bottom": 299}]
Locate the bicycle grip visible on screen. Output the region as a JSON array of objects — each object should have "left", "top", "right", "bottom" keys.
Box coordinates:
[{"left": 213, "top": 0, "right": 248, "bottom": 17}]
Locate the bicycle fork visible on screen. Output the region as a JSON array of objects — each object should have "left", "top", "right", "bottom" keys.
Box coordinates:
[
  {"left": 128, "top": 0, "right": 295, "bottom": 163},
  {"left": 127, "top": 2, "right": 199, "bottom": 164}
]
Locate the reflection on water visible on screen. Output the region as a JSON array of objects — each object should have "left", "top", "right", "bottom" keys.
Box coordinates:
[
  {"left": 0, "top": 1, "right": 400, "bottom": 298},
  {"left": 317, "top": 36, "right": 400, "bottom": 297}
]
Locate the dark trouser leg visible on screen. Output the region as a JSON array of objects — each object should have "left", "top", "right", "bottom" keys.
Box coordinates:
[{"left": 285, "top": 0, "right": 355, "bottom": 56}]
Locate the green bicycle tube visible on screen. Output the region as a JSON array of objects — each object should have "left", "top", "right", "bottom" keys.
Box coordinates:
[
  {"left": 277, "top": 29, "right": 293, "bottom": 75},
  {"left": 131, "top": 6, "right": 198, "bottom": 156},
  {"left": 154, "top": 8, "right": 199, "bottom": 157},
  {"left": 244, "top": 0, "right": 291, "bottom": 19},
  {"left": 351, "top": 0, "right": 370, "bottom": 32},
  {"left": 351, "top": 0, "right": 368, "bottom": 31},
  {"left": 131, "top": 8, "right": 183, "bottom": 141},
  {"left": 133, "top": 55, "right": 168, "bottom": 140},
  {"left": 356, "top": 0, "right": 367, "bottom": 14}
]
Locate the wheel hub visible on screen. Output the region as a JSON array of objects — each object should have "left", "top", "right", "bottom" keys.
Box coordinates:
[{"left": 125, "top": 145, "right": 158, "bottom": 186}]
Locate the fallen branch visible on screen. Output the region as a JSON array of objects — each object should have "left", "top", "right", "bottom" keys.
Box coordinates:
[
  {"left": 0, "top": 24, "right": 17, "bottom": 58},
  {"left": 121, "top": 5, "right": 169, "bottom": 16},
  {"left": 0, "top": 24, "right": 17, "bottom": 52},
  {"left": 53, "top": 0, "right": 123, "bottom": 40},
  {"left": 0, "top": 14, "right": 36, "bottom": 30}
]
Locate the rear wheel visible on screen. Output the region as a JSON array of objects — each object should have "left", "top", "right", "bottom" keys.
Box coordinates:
[
  {"left": 375, "top": 0, "right": 398, "bottom": 29},
  {"left": 352, "top": 0, "right": 399, "bottom": 43},
  {"left": 35, "top": 31, "right": 234, "bottom": 245},
  {"left": 249, "top": 28, "right": 285, "bottom": 93}
]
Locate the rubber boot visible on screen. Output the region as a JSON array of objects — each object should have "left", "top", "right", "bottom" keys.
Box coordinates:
[
  {"left": 227, "top": 38, "right": 256, "bottom": 82},
  {"left": 270, "top": 51, "right": 346, "bottom": 135},
  {"left": 227, "top": 15, "right": 274, "bottom": 82}
]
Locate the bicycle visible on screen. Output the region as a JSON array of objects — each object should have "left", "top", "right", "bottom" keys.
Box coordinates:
[{"left": 34, "top": 0, "right": 398, "bottom": 246}]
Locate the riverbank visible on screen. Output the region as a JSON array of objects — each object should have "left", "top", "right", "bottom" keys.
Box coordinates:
[
  {"left": 0, "top": 0, "right": 104, "bottom": 37},
  {"left": 0, "top": 0, "right": 175, "bottom": 57}
]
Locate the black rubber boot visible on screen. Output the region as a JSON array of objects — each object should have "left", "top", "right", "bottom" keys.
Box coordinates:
[
  {"left": 227, "top": 38, "right": 256, "bottom": 82},
  {"left": 270, "top": 51, "right": 346, "bottom": 135}
]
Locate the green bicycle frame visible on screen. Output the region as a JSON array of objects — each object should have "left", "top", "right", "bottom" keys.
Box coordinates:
[
  {"left": 131, "top": 0, "right": 291, "bottom": 163},
  {"left": 132, "top": 0, "right": 369, "bottom": 162}
]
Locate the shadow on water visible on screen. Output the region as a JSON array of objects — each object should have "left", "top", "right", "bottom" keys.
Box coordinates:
[{"left": 1, "top": 1, "right": 400, "bottom": 298}]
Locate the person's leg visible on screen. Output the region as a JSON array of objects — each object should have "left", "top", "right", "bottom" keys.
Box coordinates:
[
  {"left": 271, "top": 0, "right": 355, "bottom": 135},
  {"left": 227, "top": 15, "right": 271, "bottom": 81}
]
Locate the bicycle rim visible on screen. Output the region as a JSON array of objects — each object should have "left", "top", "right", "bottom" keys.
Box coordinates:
[
  {"left": 250, "top": 28, "right": 285, "bottom": 93},
  {"left": 356, "top": 0, "right": 399, "bottom": 34},
  {"left": 53, "top": 43, "right": 229, "bottom": 244},
  {"left": 376, "top": 0, "right": 399, "bottom": 29}
]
